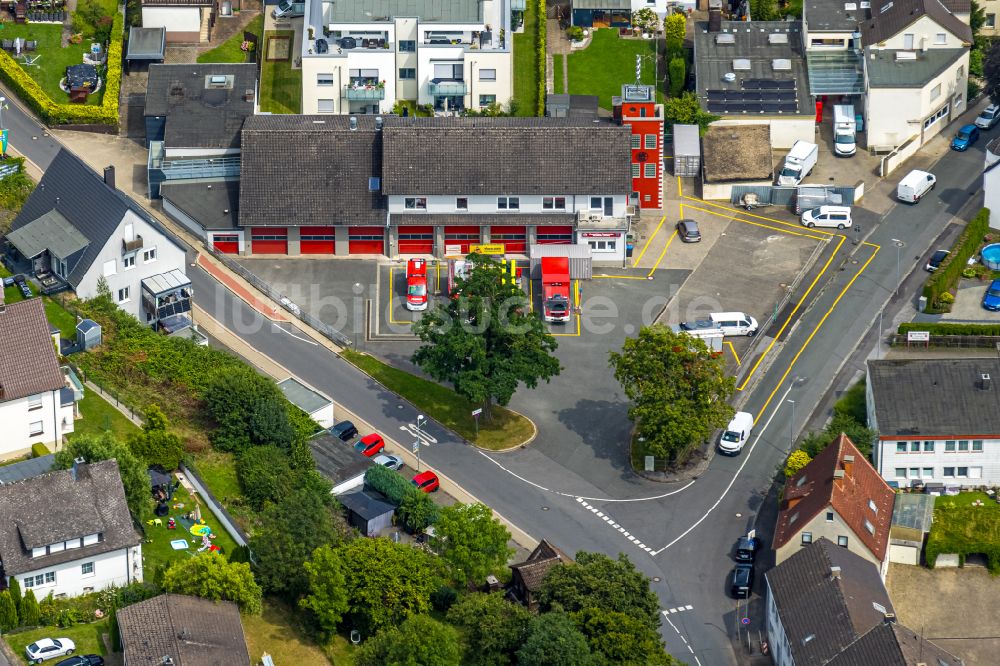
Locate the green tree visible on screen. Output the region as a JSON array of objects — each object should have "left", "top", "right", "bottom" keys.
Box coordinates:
[
  {"left": 163, "top": 553, "right": 263, "bottom": 615},
  {"left": 663, "top": 13, "right": 686, "bottom": 54},
  {"left": 55, "top": 433, "right": 151, "bottom": 522},
  {"left": 235, "top": 445, "right": 295, "bottom": 511},
  {"left": 0, "top": 590, "right": 17, "bottom": 632},
  {"left": 432, "top": 503, "right": 513, "bottom": 587},
  {"left": 573, "top": 607, "right": 678, "bottom": 665},
  {"left": 631, "top": 8, "right": 659, "bottom": 33},
  {"left": 7, "top": 576, "right": 21, "bottom": 620},
  {"left": 750, "top": 0, "right": 779, "bottom": 20},
  {"left": 827, "top": 414, "right": 875, "bottom": 458},
  {"left": 785, "top": 450, "right": 812, "bottom": 477},
  {"left": 20, "top": 589, "right": 40, "bottom": 627},
  {"left": 983, "top": 41, "right": 1000, "bottom": 105},
  {"left": 398, "top": 490, "right": 440, "bottom": 533},
  {"left": 108, "top": 604, "right": 121, "bottom": 651},
  {"left": 668, "top": 56, "right": 686, "bottom": 97},
  {"left": 538, "top": 552, "right": 661, "bottom": 632},
  {"left": 663, "top": 92, "right": 719, "bottom": 136},
  {"left": 300, "top": 544, "right": 350, "bottom": 637},
  {"left": 127, "top": 404, "right": 185, "bottom": 470},
  {"left": 95, "top": 275, "right": 113, "bottom": 302},
  {"left": 609, "top": 325, "right": 735, "bottom": 465},
  {"left": 412, "top": 254, "right": 560, "bottom": 420},
  {"left": 517, "top": 612, "right": 593, "bottom": 666},
  {"left": 972, "top": 0, "right": 986, "bottom": 35},
  {"left": 447, "top": 592, "right": 532, "bottom": 666},
  {"left": 355, "top": 614, "right": 462, "bottom": 666},
  {"left": 202, "top": 367, "right": 296, "bottom": 453}
]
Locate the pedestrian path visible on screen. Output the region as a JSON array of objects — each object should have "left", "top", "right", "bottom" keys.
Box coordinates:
[{"left": 197, "top": 254, "right": 287, "bottom": 321}]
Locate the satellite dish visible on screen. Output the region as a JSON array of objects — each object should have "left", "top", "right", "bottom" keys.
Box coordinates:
[{"left": 722, "top": 72, "right": 736, "bottom": 82}]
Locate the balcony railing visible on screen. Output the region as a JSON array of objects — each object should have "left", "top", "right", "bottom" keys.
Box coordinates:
[
  {"left": 345, "top": 85, "right": 385, "bottom": 100},
  {"left": 429, "top": 80, "right": 467, "bottom": 95}
]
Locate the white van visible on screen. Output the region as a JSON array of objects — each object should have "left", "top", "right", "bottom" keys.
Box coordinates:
[
  {"left": 710, "top": 312, "right": 758, "bottom": 337},
  {"left": 897, "top": 170, "right": 936, "bottom": 203},
  {"left": 801, "top": 205, "right": 852, "bottom": 229},
  {"left": 719, "top": 411, "right": 754, "bottom": 455}
]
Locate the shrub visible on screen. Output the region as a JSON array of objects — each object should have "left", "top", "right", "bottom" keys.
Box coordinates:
[
  {"left": 430, "top": 585, "right": 458, "bottom": 612},
  {"left": 235, "top": 445, "right": 295, "bottom": 511},
  {"left": 668, "top": 56, "right": 686, "bottom": 97},
  {"left": 833, "top": 379, "right": 867, "bottom": 424},
  {"left": 364, "top": 464, "right": 413, "bottom": 505},
  {"left": 922, "top": 208, "right": 990, "bottom": 313},
  {"left": 663, "top": 13, "right": 686, "bottom": 56},
  {"left": 567, "top": 25, "right": 583, "bottom": 41},
  {"left": 899, "top": 321, "right": 1000, "bottom": 336},
  {"left": 0, "top": 591, "right": 15, "bottom": 631},
  {"left": 30, "top": 442, "right": 50, "bottom": 458},
  {"left": 20, "top": 590, "right": 39, "bottom": 627},
  {"left": 784, "top": 450, "right": 812, "bottom": 477},
  {"left": 938, "top": 291, "right": 955, "bottom": 305},
  {"left": 397, "top": 490, "right": 440, "bottom": 532}
]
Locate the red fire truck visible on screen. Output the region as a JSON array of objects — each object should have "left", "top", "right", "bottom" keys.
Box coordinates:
[{"left": 541, "top": 256, "right": 571, "bottom": 323}]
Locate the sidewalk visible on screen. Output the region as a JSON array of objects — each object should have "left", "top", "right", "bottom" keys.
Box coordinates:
[{"left": 197, "top": 255, "right": 286, "bottom": 322}]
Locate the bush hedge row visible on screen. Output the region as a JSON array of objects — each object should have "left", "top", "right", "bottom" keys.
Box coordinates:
[
  {"left": 898, "top": 321, "right": 1000, "bottom": 336},
  {"left": 536, "top": 0, "right": 546, "bottom": 116},
  {"left": 31, "top": 442, "right": 50, "bottom": 458},
  {"left": 364, "top": 464, "right": 414, "bottom": 506},
  {"left": 926, "top": 508, "right": 1000, "bottom": 573},
  {"left": 922, "top": 207, "right": 991, "bottom": 313},
  {"left": 0, "top": 10, "right": 123, "bottom": 126}
]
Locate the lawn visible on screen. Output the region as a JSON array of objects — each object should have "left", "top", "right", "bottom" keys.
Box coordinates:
[
  {"left": 4, "top": 619, "right": 109, "bottom": 664},
  {"left": 342, "top": 349, "right": 535, "bottom": 451},
  {"left": 928, "top": 492, "right": 1000, "bottom": 572},
  {"left": 198, "top": 14, "right": 263, "bottom": 63},
  {"left": 189, "top": 450, "right": 258, "bottom": 530},
  {"left": 259, "top": 30, "right": 300, "bottom": 114},
  {"left": 244, "top": 599, "right": 352, "bottom": 666},
  {"left": 69, "top": 389, "right": 141, "bottom": 440},
  {"left": 512, "top": 0, "right": 539, "bottom": 116},
  {"left": 0, "top": 23, "right": 105, "bottom": 106},
  {"left": 567, "top": 29, "right": 663, "bottom": 110},
  {"left": 552, "top": 53, "right": 565, "bottom": 94}
]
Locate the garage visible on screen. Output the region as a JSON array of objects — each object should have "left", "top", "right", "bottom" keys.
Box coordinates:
[
  {"left": 300, "top": 226, "right": 335, "bottom": 254},
  {"left": 536, "top": 225, "right": 574, "bottom": 245},
  {"left": 398, "top": 225, "right": 434, "bottom": 254},
  {"left": 349, "top": 226, "right": 385, "bottom": 254},
  {"left": 251, "top": 227, "right": 288, "bottom": 254},
  {"left": 444, "top": 225, "right": 481, "bottom": 255},
  {"left": 490, "top": 226, "right": 526, "bottom": 254},
  {"left": 212, "top": 233, "right": 239, "bottom": 254}
]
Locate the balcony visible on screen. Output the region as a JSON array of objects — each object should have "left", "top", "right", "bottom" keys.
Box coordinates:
[
  {"left": 142, "top": 269, "right": 193, "bottom": 329},
  {"left": 345, "top": 84, "right": 385, "bottom": 100},
  {"left": 429, "top": 80, "right": 467, "bottom": 95}
]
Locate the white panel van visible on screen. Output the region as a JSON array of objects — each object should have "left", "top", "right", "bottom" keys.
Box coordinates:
[
  {"left": 897, "top": 170, "right": 936, "bottom": 203},
  {"left": 719, "top": 411, "right": 754, "bottom": 455},
  {"left": 710, "top": 312, "right": 758, "bottom": 337}
]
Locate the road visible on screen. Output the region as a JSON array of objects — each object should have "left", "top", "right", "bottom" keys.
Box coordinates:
[
  {"left": 0, "top": 83, "right": 62, "bottom": 171},
  {"left": 3, "top": 87, "right": 987, "bottom": 664}
]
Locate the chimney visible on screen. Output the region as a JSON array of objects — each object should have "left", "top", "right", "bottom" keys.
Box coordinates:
[
  {"left": 883, "top": 612, "right": 896, "bottom": 624},
  {"left": 349, "top": 116, "right": 358, "bottom": 131},
  {"left": 71, "top": 456, "right": 86, "bottom": 481},
  {"left": 375, "top": 116, "right": 384, "bottom": 131},
  {"left": 830, "top": 566, "right": 842, "bottom": 580},
  {"left": 103, "top": 166, "right": 115, "bottom": 189},
  {"left": 981, "top": 373, "right": 991, "bottom": 391},
  {"left": 843, "top": 454, "right": 855, "bottom": 478}
]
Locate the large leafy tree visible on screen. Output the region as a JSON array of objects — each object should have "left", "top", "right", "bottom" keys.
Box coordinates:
[
  {"left": 235, "top": 445, "right": 295, "bottom": 511},
  {"left": 663, "top": 92, "right": 719, "bottom": 136},
  {"left": 202, "top": 367, "right": 296, "bottom": 452},
  {"left": 517, "top": 612, "right": 594, "bottom": 666},
  {"left": 447, "top": 592, "right": 532, "bottom": 666},
  {"left": 0, "top": 591, "right": 16, "bottom": 632},
  {"left": 432, "top": 503, "right": 513, "bottom": 587},
  {"left": 412, "top": 254, "right": 560, "bottom": 420},
  {"left": 127, "top": 404, "right": 185, "bottom": 470},
  {"left": 20, "top": 589, "right": 39, "bottom": 627},
  {"left": 300, "top": 544, "right": 350, "bottom": 637},
  {"left": 984, "top": 41, "right": 1000, "bottom": 104},
  {"left": 355, "top": 614, "right": 462, "bottom": 666},
  {"left": 55, "top": 433, "right": 151, "bottom": 522},
  {"left": 610, "top": 325, "right": 735, "bottom": 464},
  {"left": 162, "top": 553, "right": 263, "bottom": 615},
  {"left": 573, "top": 607, "right": 678, "bottom": 665}
]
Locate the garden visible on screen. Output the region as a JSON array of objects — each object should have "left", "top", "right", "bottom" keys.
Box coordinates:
[
  {"left": 197, "top": 14, "right": 263, "bottom": 64},
  {"left": 259, "top": 29, "right": 300, "bottom": 114},
  {"left": 926, "top": 491, "right": 1000, "bottom": 573},
  {"left": 565, "top": 28, "right": 663, "bottom": 110}
]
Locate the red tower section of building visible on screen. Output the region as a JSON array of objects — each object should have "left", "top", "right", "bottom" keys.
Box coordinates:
[{"left": 613, "top": 83, "right": 664, "bottom": 210}]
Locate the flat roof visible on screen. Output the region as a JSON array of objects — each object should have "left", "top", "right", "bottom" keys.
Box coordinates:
[
  {"left": 126, "top": 26, "right": 166, "bottom": 60},
  {"left": 330, "top": 0, "right": 483, "bottom": 23},
  {"left": 0, "top": 454, "right": 54, "bottom": 485},
  {"left": 5, "top": 209, "right": 89, "bottom": 260},
  {"left": 804, "top": 0, "right": 869, "bottom": 32},
  {"left": 278, "top": 377, "right": 332, "bottom": 415},
  {"left": 701, "top": 125, "right": 773, "bottom": 182},
  {"left": 160, "top": 178, "right": 239, "bottom": 230},
  {"left": 309, "top": 432, "right": 372, "bottom": 486},
  {"left": 866, "top": 48, "right": 967, "bottom": 88}
]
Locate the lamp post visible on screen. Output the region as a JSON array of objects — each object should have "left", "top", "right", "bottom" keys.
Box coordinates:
[
  {"left": 787, "top": 399, "right": 795, "bottom": 449},
  {"left": 413, "top": 415, "right": 427, "bottom": 470},
  {"left": 892, "top": 238, "right": 905, "bottom": 296},
  {"left": 0, "top": 96, "right": 6, "bottom": 130}
]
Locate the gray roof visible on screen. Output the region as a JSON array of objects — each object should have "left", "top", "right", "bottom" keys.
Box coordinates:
[
  {"left": 239, "top": 115, "right": 386, "bottom": 227},
  {"left": 117, "top": 594, "right": 251, "bottom": 666},
  {"left": 125, "top": 26, "right": 165, "bottom": 60},
  {"left": 9, "top": 149, "right": 184, "bottom": 290},
  {"left": 866, "top": 48, "right": 967, "bottom": 87},
  {"left": 0, "top": 460, "right": 141, "bottom": 575},
  {"left": 381, "top": 118, "right": 631, "bottom": 195},
  {"left": 693, "top": 21, "right": 814, "bottom": 117},
  {"left": 0, "top": 299, "right": 66, "bottom": 404},
  {"left": 766, "top": 538, "right": 895, "bottom": 665},
  {"left": 339, "top": 490, "right": 396, "bottom": 520},
  {"left": 867, "top": 358, "right": 1000, "bottom": 436},
  {"left": 939, "top": 0, "right": 971, "bottom": 12},
  {"left": 545, "top": 94, "right": 600, "bottom": 119},
  {"left": 860, "top": 0, "right": 972, "bottom": 45},
  {"left": 141, "top": 268, "right": 191, "bottom": 296},
  {"left": 804, "top": 0, "right": 870, "bottom": 31},
  {"left": 392, "top": 213, "right": 577, "bottom": 226},
  {"left": 5, "top": 209, "right": 89, "bottom": 260},
  {"left": 0, "top": 455, "right": 54, "bottom": 485},
  {"left": 278, "top": 377, "right": 331, "bottom": 416},
  {"left": 144, "top": 64, "right": 257, "bottom": 149},
  {"left": 827, "top": 622, "right": 964, "bottom": 666},
  {"left": 330, "top": 0, "right": 482, "bottom": 23},
  {"left": 161, "top": 178, "right": 240, "bottom": 230},
  {"left": 309, "top": 432, "right": 373, "bottom": 487}
]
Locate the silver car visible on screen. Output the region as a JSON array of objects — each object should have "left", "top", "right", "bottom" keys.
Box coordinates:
[
  {"left": 976, "top": 104, "right": 1000, "bottom": 130},
  {"left": 372, "top": 454, "right": 404, "bottom": 471}
]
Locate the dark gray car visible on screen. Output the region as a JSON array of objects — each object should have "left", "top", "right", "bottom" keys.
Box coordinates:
[{"left": 676, "top": 219, "right": 702, "bottom": 243}]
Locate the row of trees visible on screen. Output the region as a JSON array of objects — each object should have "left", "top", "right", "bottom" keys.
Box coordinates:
[{"left": 0, "top": 579, "right": 41, "bottom": 632}]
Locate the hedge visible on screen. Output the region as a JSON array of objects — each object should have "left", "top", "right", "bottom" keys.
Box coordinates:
[
  {"left": 926, "top": 506, "right": 1000, "bottom": 573},
  {"left": 898, "top": 321, "right": 1000, "bottom": 336},
  {"left": 0, "top": 10, "right": 123, "bottom": 126},
  {"left": 364, "top": 464, "right": 414, "bottom": 506},
  {"left": 536, "top": 0, "right": 546, "bottom": 116},
  {"left": 31, "top": 442, "right": 50, "bottom": 458},
  {"left": 922, "top": 207, "right": 991, "bottom": 313}
]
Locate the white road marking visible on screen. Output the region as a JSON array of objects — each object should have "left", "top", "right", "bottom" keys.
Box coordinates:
[
  {"left": 399, "top": 423, "right": 438, "bottom": 446},
  {"left": 661, "top": 610, "right": 700, "bottom": 663},
  {"left": 271, "top": 322, "right": 319, "bottom": 345}
]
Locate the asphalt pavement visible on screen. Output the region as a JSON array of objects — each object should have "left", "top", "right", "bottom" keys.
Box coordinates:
[{"left": 0, "top": 83, "right": 62, "bottom": 171}]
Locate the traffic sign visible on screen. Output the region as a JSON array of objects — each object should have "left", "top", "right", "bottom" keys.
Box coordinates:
[
  {"left": 472, "top": 408, "right": 483, "bottom": 417},
  {"left": 412, "top": 440, "right": 420, "bottom": 453},
  {"left": 741, "top": 617, "right": 751, "bottom": 625}
]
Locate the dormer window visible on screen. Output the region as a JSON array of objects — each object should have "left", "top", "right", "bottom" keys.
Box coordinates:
[{"left": 31, "top": 546, "right": 45, "bottom": 558}]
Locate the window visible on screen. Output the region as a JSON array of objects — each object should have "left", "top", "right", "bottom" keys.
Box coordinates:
[
  {"left": 943, "top": 466, "right": 955, "bottom": 477},
  {"left": 123, "top": 254, "right": 135, "bottom": 270},
  {"left": 479, "top": 95, "right": 496, "bottom": 107},
  {"left": 935, "top": 33, "right": 946, "bottom": 44},
  {"left": 543, "top": 197, "right": 566, "bottom": 210},
  {"left": 837, "top": 536, "right": 849, "bottom": 548},
  {"left": 959, "top": 440, "right": 970, "bottom": 451},
  {"left": 81, "top": 562, "right": 94, "bottom": 576},
  {"left": 864, "top": 519, "right": 875, "bottom": 534},
  {"left": 632, "top": 164, "right": 641, "bottom": 178},
  {"left": 83, "top": 533, "right": 99, "bottom": 546},
  {"left": 909, "top": 467, "right": 920, "bottom": 478},
  {"left": 28, "top": 394, "right": 42, "bottom": 411},
  {"left": 317, "top": 99, "right": 335, "bottom": 113},
  {"left": 405, "top": 197, "right": 427, "bottom": 210},
  {"left": 987, "top": 13, "right": 996, "bottom": 28},
  {"left": 826, "top": 511, "right": 835, "bottom": 522},
  {"left": 644, "top": 134, "right": 657, "bottom": 149},
  {"left": 868, "top": 499, "right": 878, "bottom": 513},
  {"left": 590, "top": 197, "right": 602, "bottom": 210},
  {"left": 399, "top": 67, "right": 416, "bottom": 80},
  {"left": 349, "top": 68, "right": 380, "bottom": 84},
  {"left": 118, "top": 286, "right": 130, "bottom": 303},
  {"left": 957, "top": 467, "right": 969, "bottom": 477},
  {"left": 896, "top": 442, "right": 907, "bottom": 453},
  {"left": 973, "top": 440, "right": 984, "bottom": 451},
  {"left": 923, "top": 467, "right": 934, "bottom": 478},
  {"left": 924, "top": 441, "right": 935, "bottom": 452},
  {"left": 923, "top": 104, "right": 949, "bottom": 130},
  {"left": 931, "top": 83, "right": 942, "bottom": 100},
  {"left": 644, "top": 163, "right": 657, "bottom": 178},
  {"left": 903, "top": 33, "right": 915, "bottom": 49},
  {"left": 631, "top": 135, "right": 641, "bottom": 149},
  {"left": 317, "top": 73, "right": 334, "bottom": 86},
  {"left": 479, "top": 68, "right": 496, "bottom": 81},
  {"left": 456, "top": 197, "right": 468, "bottom": 210},
  {"left": 143, "top": 248, "right": 156, "bottom": 263},
  {"left": 433, "top": 63, "right": 463, "bottom": 80},
  {"left": 910, "top": 441, "right": 920, "bottom": 452},
  {"left": 399, "top": 39, "right": 416, "bottom": 52},
  {"left": 587, "top": 240, "right": 617, "bottom": 252},
  {"left": 945, "top": 440, "right": 956, "bottom": 452},
  {"left": 44, "top": 572, "right": 55, "bottom": 584},
  {"left": 801, "top": 532, "right": 813, "bottom": 544},
  {"left": 895, "top": 468, "right": 907, "bottom": 478},
  {"left": 29, "top": 421, "right": 43, "bottom": 436},
  {"left": 497, "top": 197, "right": 519, "bottom": 210},
  {"left": 103, "top": 259, "right": 116, "bottom": 276}
]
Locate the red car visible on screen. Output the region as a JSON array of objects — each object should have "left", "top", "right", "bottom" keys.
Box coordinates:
[
  {"left": 354, "top": 433, "right": 385, "bottom": 457},
  {"left": 412, "top": 470, "right": 440, "bottom": 493}
]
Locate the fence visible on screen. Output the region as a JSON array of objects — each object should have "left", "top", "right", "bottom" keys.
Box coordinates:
[
  {"left": 204, "top": 245, "right": 354, "bottom": 347},
  {"left": 180, "top": 461, "right": 250, "bottom": 546},
  {"left": 890, "top": 334, "right": 1000, "bottom": 349},
  {"left": 69, "top": 362, "right": 142, "bottom": 423}
]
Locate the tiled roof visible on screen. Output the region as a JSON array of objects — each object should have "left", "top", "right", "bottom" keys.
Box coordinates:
[
  {"left": 117, "top": 594, "right": 251, "bottom": 666},
  {"left": 0, "top": 298, "right": 65, "bottom": 404},
  {"left": 773, "top": 434, "right": 895, "bottom": 562},
  {"left": 938, "top": 0, "right": 971, "bottom": 11},
  {"left": 827, "top": 621, "right": 964, "bottom": 665},
  {"left": 868, "top": 358, "right": 1000, "bottom": 436},
  {"left": 509, "top": 539, "right": 572, "bottom": 591},
  {"left": 0, "top": 460, "right": 141, "bottom": 575},
  {"left": 860, "top": 0, "right": 972, "bottom": 45}
]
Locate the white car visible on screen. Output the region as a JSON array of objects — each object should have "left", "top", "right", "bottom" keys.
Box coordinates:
[
  {"left": 26, "top": 638, "right": 75, "bottom": 664},
  {"left": 976, "top": 104, "right": 1000, "bottom": 130},
  {"left": 372, "top": 454, "right": 404, "bottom": 471},
  {"left": 801, "top": 205, "right": 852, "bottom": 229}
]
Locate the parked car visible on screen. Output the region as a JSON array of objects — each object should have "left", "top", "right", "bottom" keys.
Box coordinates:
[
  {"left": 983, "top": 279, "right": 1000, "bottom": 311},
  {"left": 354, "top": 433, "right": 385, "bottom": 457},
  {"left": 925, "top": 249, "right": 949, "bottom": 272},
  {"left": 56, "top": 656, "right": 104, "bottom": 666},
  {"left": 976, "top": 104, "right": 1000, "bottom": 130},
  {"left": 330, "top": 420, "right": 358, "bottom": 441},
  {"left": 735, "top": 535, "right": 759, "bottom": 564},
  {"left": 26, "top": 638, "right": 75, "bottom": 664},
  {"left": 951, "top": 124, "right": 980, "bottom": 151},
  {"left": 800, "top": 205, "right": 852, "bottom": 229},
  {"left": 372, "top": 454, "right": 404, "bottom": 470},
  {"left": 897, "top": 169, "right": 936, "bottom": 203},
  {"left": 412, "top": 470, "right": 440, "bottom": 493},
  {"left": 676, "top": 219, "right": 702, "bottom": 243},
  {"left": 729, "top": 564, "right": 754, "bottom": 598}
]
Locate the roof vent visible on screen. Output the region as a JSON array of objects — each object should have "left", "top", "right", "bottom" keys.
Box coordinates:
[
  {"left": 716, "top": 33, "right": 735, "bottom": 44},
  {"left": 895, "top": 51, "right": 917, "bottom": 61},
  {"left": 375, "top": 115, "right": 384, "bottom": 130},
  {"left": 883, "top": 612, "right": 896, "bottom": 624},
  {"left": 349, "top": 116, "right": 358, "bottom": 131},
  {"left": 722, "top": 72, "right": 736, "bottom": 82},
  {"left": 845, "top": 1, "right": 857, "bottom": 9},
  {"left": 880, "top": 1, "right": 893, "bottom": 11},
  {"left": 802, "top": 634, "right": 816, "bottom": 645},
  {"left": 733, "top": 58, "right": 751, "bottom": 71},
  {"left": 873, "top": 601, "right": 886, "bottom": 614},
  {"left": 768, "top": 32, "right": 788, "bottom": 44},
  {"left": 830, "top": 566, "right": 842, "bottom": 580},
  {"left": 772, "top": 59, "right": 792, "bottom": 71}
]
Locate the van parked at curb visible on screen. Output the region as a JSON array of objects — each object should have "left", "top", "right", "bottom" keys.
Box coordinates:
[
  {"left": 897, "top": 169, "right": 936, "bottom": 203},
  {"left": 710, "top": 312, "right": 758, "bottom": 337},
  {"left": 719, "top": 411, "right": 754, "bottom": 455},
  {"left": 801, "top": 205, "right": 852, "bottom": 229}
]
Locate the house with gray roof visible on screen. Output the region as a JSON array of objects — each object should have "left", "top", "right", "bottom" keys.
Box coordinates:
[
  {"left": 0, "top": 459, "right": 143, "bottom": 598},
  {"left": 867, "top": 357, "right": 1000, "bottom": 488}
]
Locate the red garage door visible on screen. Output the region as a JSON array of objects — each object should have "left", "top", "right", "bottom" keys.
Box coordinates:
[
  {"left": 212, "top": 234, "right": 239, "bottom": 254},
  {"left": 349, "top": 226, "right": 385, "bottom": 254},
  {"left": 490, "top": 226, "right": 526, "bottom": 254},
  {"left": 537, "top": 225, "right": 574, "bottom": 245},
  {"left": 301, "top": 226, "right": 335, "bottom": 254},
  {"left": 444, "top": 225, "right": 481, "bottom": 255},
  {"left": 398, "top": 226, "right": 434, "bottom": 254},
  {"left": 251, "top": 227, "right": 288, "bottom": 254}
]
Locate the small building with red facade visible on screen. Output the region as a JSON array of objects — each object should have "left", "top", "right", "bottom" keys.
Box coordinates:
[{"left": 613, "top": 83, "right": 663, "bottom": 210}]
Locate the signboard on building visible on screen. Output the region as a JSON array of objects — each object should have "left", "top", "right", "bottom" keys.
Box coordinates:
[
  {"left": 580, "top": 232, "right": 619, "bottom": 238},
  {"left": 470, "top": 243, "right": 506, "bottom": 255},
  {"left": 907, "top": 331, "right": 930, "bottom": 342},
  {"left": 445, "top": 244, "right": 463, "bottom": 256}
]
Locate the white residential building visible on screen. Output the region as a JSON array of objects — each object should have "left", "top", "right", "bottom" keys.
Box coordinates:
[
  {"left": 300, "top": 0, "right": 513, "bottom": 115},
  {"left": 0, "top": 460, "right": 143, "bottom": 597}
]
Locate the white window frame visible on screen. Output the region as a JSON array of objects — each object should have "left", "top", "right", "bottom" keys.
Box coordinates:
[
  {"left": 644, "top": 163, "right": 656, "bottom": 178},
  {"left": 29, "top": 421, "right": 43, "bottom": 436},
  {"left": 143, "top": 248, "right": 157, "bottom": 263},
  {"left": 405, "top": 197, "right": 428, "bottom": 210},
  {"left": 456, "top": 197, "right": 468, "bottom": 210},
  {"left": 837, "top": 535, "right": 849, "bottom": 548},
  {"left": 317, "top": 73, "right": 334, "bottom": 86},
  {"left": 801, "top": 531, "right": 813, "bottom": 544},
  {"left": 644, "top": 134, "right": 656, "bottom": 149},
  {"left": 935, "top": 33, "right": 946, "bottom": 44},
  {"left": 317, "top": 99, "right": 335, "bottom": 113},
  {"left": 497, "top": 196, "right": 519, "bottom": 210},
  {"left": 632, "top": 164, "right": 641, "bottom": 178},
  {"left": 123, "top": 253, "right": 135, "bottom": 270},
  {"left": 630, "top": 135, "right": 641, "bottom": 149},
  {"left": 28, "top": 394, "right": 43, "bottom": 411},
  {"left": 895, "top": 468, "right": 907, "bottom": 478},
  {"left": 81, "top": 562, "right": 95, "bottom": 576},
  {"left": 103, "top": 259, "right": 116, "bottom": 276},
  {"left": 118, "top": 286, "right": 130, "bottom": 303},
  {"left": 479, "top": 68, "right": 496, "bottom": 81}
]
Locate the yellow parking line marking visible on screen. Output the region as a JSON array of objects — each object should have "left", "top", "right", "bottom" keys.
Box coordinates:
[
  {"left": 388, "top": 267, "right": 414, "bottom": 325},
  {"left": 751, "top": 243, "right": 880, "bottom": 425},
  {"left": 647, "top": 228, "right": 678, "bottom": 277},
  {"left": 684, "top": 194, "right": 829, "bottom": 234},
  {"left": 682, "top": 203, "right": 828, "bottom": 241},
  {"left": 736, "top": 234, "right": 846, "bottom": 391},
  {"left": 632, "top": 215, "right": 667, "bottom": 267},
  {"left": 725, "top": 341, "right": 742, "bottom": 366}
]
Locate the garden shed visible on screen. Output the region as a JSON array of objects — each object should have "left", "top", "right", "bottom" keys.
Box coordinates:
[{"left": 339, "top": 490, "right": 395, "bottom": 537}]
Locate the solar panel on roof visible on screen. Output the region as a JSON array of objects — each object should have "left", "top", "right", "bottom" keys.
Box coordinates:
[
  {"left": 761, "top": 91, "right": 782, "bottom": 100},
  {"left": 762, "top": 102, "right": 782, "bottom": 112},
  {"left": 778, "top": 102, "right": 798, "bottom": 112},
  {"left": 776, "top": 79, "right": 796, "bottom": 89},
  {"left": 776, "top": 91, "right": 798, "bottom": 102},
  {"left": 707, "top": 90, "right": 727, "bottom": 101},
  {"left": 743, "top": 103, "right": 763, "bottom": 113},
  {"left": 708, "top": 101, "right": 727, "bottom": 113}
]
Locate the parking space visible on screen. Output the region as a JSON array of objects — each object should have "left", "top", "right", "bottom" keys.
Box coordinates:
[
  {"left": 376, "top": 262, "right": 448, "bottom": 336},
  {"left": 932, "top": 279, "right": 1000, "bottom": 322}
]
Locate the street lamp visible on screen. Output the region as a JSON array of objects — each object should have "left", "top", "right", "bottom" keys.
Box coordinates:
[
  {"left": 787, "top": 399, "right": 795, "bottom": 449},
  {"left": 413, "top": 415, "right": 427, "bottom": 471},
  {"left": 891, "top": 239, "right": 905, "bottom": 296},
  {"left": 0, "top": 96, "right": 6, "bottom": 130}
]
